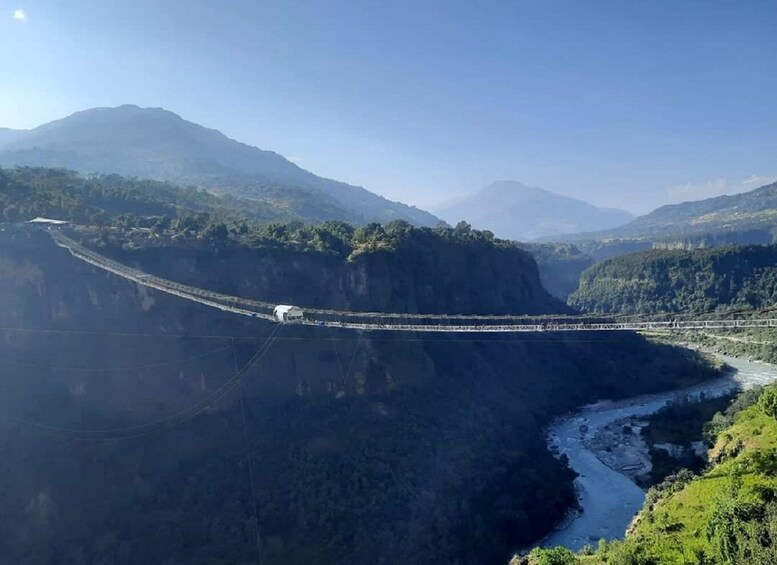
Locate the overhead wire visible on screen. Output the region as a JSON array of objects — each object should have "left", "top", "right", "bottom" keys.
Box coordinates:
[
  {"left": 233, "top": 337, "right": 263, "bottom": 564},
  {"left": 0, "top": 345, "right": 232, "bottom": 372},
  {"left": 2, "top": 325, "right": 281, "bottom": 440}
]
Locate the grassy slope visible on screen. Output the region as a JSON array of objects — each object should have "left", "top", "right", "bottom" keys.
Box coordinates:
[{"left": 575, "top": 398, "right": 777, "bottom": 563}]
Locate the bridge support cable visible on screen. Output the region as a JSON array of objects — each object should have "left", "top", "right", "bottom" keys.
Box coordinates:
[{"left": 47, "top": 230, "right": 777, "bottom": 333}]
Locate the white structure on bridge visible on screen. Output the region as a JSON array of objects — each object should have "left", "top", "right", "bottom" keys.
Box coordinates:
[{"left": 273, "top": 305, "right": 304, "bottom": 322}]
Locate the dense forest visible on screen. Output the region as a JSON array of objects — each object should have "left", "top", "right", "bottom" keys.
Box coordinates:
[
  {"left": 569, "top": 244, "right": 777, "bottom": 315},
  {"left": 0, "top": 165, "right": 330, "bottom": 225},
  {"left": 0, "top": 105, "right": 438, "bottom": 226},
  {"left": 0, "top": 167, "right": 728, "bottom": 563},
  {"left": 0, "top": 227, "right": 721, "bottom": 564}
]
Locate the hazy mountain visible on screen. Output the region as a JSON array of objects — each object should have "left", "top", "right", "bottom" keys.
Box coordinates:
[
  {"left": 434, "top": 180, "right": 633, "bottom": 241},
  {"left": 549, "top": 179, "right": 777, "bottom": 247},
  {"left": 0, "top": 105, "right": 438, "bottom": 226},
  {"left": 0, "top": 128, "right": 23, "bottom": 148}
]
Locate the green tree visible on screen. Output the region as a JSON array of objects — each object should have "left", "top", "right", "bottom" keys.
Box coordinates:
[
  {"left": 527, "top": 546, "right": 578, "bottom": 565},
  {"left": 706, "top": 475, "right": 747, "bottom": 564},
  {"left": 760, "top": 387, "right": 777, "bottom": 420}
]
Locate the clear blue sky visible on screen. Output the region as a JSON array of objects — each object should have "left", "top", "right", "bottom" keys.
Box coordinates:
[{"left": 2, "top": 0, "right": 776, "bottom": 213}]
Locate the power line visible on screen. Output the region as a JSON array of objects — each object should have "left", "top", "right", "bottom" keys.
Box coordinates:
[
  {"left": 234, "top": 337, "right": 263, "bottom": 564},
  {"left": 2, "top": 325, "right": 280, "bottom": 440},
  {"left": 0, "top": 345, "right": 232, "bottom": 372}
]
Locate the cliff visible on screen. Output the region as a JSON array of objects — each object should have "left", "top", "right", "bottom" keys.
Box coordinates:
[{"left": 0, "top": 228, "right": 720, "bottom": 564}]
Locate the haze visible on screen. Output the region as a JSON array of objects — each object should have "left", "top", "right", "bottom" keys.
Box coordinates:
[{"left": 2, "top": 0, "right": 777, "bottom": 213}]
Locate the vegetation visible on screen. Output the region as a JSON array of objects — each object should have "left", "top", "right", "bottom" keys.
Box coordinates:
[
  {"left": 533, "top": 383, "right": 777, "bottom": 564},
  {"left": 0, "top": 236, "right": 723, "bottom": 563},
  {"left": 553, "top": 179, "right": 777, "bottom": 249},
  {"left": 0, "top": 165, "right": 302, "bottom": 225},
  {"left": 569, "top": 244, "right": 777, "bottom": 314},
  {"left": 666, "top": 328, "right": 777, "bottom": 364},
  {"left": 641, "top": 394, "right": 733, "bottom": 484},
  {"left": 0, "top": 166, "right": 730, "bottom": 563},
  {"left": 0, "top": 105, "right": 439, "bottom": 226},
  {"left": 517, "top": 242, "right": 593, "bottom": 300}
]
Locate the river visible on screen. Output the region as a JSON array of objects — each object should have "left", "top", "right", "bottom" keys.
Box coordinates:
[{"left": 540, "top": 354, "right": 777, "bottom": 551}]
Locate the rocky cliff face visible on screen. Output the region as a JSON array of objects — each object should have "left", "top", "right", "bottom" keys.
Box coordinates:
[
  {"left": 99, "top": 234, "right": 565, "bottom": 316},
  {"left": 0, "top": 228, "right": 720, "bottom": 565}
]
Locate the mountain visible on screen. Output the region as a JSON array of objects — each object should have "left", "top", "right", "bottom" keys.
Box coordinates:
[
  {"left": 0, "top": 127, "right": 23, "bottom": 147},
  {"left": 434, "top": 180, "right": 634, "bottom": 241},
  {"left": 548, "top": 179, "right": 777, "bottom": 248},
  {"left": 0, "top": 105, "right": 438, "bottom": 226}
]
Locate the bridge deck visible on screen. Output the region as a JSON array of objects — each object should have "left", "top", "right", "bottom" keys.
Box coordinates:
[{"left": 48, "top": 231, "right": 777, "bottom": 333}]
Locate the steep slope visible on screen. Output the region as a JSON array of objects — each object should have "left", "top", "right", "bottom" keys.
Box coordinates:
[
  {"left": 516, "top": 242, "right": 594, "bottom": 301},
  {"left": 435, "top": 180, "right": 633, "bottom": 241},
  {"left": 569, "top": 244, "right": 777, "bottom": 315},
  {"left": 0, "top": 105, "right": 438, "bottom": 226},
  {"left": 528, "top": 384, "right": 777, "bottom": 564},
  {"left": 0, "top": 166, "right": 353, "bottom": 224},
  {"left": 550, "top": 180, "right": 777, "bottom": 248},
  {"left": 0, "top": 227, "right": 721, "bottom": 565}
]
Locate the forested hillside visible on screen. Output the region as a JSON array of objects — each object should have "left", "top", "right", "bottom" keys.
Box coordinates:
[
  {"left": 569, "top": 245, "right": 777, "bottom": 314},
  {"left": 0, "top": 165, "right": 361, "bottom": 225},
  {"left": 2, "top": 166, "right": 586, "bottom": 298},
  {"left": 0, "top": 105, "right": 438, "bottom": 226},
  {"left": 546, "top": 180, "right": 777, "bottom": 255},
  {"left": 0, "top": 229, "right": 720, "bottom": 564},
  {"left": 0, "top": 168, "right": 725, "bottom": 563}
]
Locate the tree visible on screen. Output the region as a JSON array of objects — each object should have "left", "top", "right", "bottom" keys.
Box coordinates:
[
  {"left": 202, "top": 222, "right": 229, "bottom": 242},
  {"left": 759, "top": 387, "right": 777, "bottom": 420},
  {"left": 707, "top": 475, "right": 747, "bottom": 564},
  {"left": 455, "top": 221, "right": 472, "bottom": 235},
  {"left": 527, "top": 546, "right": 578, "bottom": 564}
]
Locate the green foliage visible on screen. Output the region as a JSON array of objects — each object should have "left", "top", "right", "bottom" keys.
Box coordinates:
[
  {"left": 760, "top": 387, "right": 777, "bottom": 420},
  {"left": 570, "top": 244, "right": 777, "bottom": 314},
  {"left": 527, "top": 546, "right": 579, "bottom": 564},
  {"left": 704, "top": 474, "right": 766, "bottom": 564},
  {"left": 0, "top": 166, "right": 294, "bottom": 227},
  {"left": 571, "top": 384, "right": 777, "bottom": 564},
  {"left": 640, "top": 394, "right": 732, "bottom": 483}
]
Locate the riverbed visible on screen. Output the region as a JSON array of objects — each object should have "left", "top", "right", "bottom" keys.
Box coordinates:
[{"left": 540, "top": 354, "right": 777, "bottom": 551}]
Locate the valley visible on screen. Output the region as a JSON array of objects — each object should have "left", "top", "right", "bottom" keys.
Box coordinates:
[
  {"left": 6, "top": 6, "right": 777, "bottom": 564},
  {"left": 540, "top": 354, "right": 777, "bottom": 552},
  {"left": 0, "top": 216, "right": 720, "bottom": 564}
]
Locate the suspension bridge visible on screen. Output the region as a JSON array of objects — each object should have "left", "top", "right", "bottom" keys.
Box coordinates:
[{"left": 49, "top": 230, "right": 777, "bottom": 333}]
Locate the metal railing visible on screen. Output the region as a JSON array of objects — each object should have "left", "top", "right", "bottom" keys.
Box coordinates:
[{"left": 49, "top": 231, "right": 777, "bottom": 333}]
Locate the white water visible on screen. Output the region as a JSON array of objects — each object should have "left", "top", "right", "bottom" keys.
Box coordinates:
[{"left": 541, "top": 355, "right": 777, "bottom": 550}]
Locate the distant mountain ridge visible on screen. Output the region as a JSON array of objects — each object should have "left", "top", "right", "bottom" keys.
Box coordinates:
[
  {"left": 434, "top": 180, "right": 633, "bottom": 241},
  {"left": 546, "top": 180, "right": 777, "bottom": 246},
  {"left": 0, "top": 105, "right": 438, "bottom": 226},
  {"left": 0, "top": 128, "right": 22, "bottom": 147}
]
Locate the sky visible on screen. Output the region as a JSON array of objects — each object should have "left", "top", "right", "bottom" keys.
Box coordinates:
[{"left": 1, "top": 1, "right": 777, "bottom": 214}]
